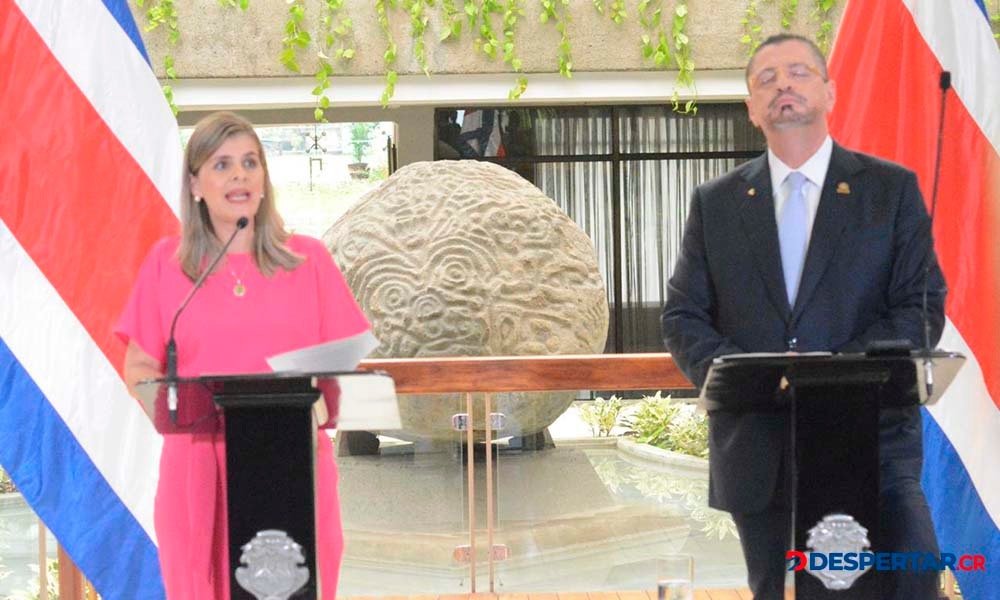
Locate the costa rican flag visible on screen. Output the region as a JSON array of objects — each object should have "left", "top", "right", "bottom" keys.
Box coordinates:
[
  {"left": 0, "top": 0, "right": 180, "bottom": 596},
  {"left": 829, "top": 0, "right": 1000, "bottom": 596}
]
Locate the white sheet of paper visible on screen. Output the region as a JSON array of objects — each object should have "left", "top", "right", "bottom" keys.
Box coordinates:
[
  {"left": 335, "top": 374, "right": 402, "bottom": 431},
  {"left": 266, "top": 330, "right": 380, "bottom": 372}
]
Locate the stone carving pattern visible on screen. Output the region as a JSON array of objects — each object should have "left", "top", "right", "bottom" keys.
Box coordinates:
[{"left": 324, "top": 161, "right": 609, "bottom": 439}]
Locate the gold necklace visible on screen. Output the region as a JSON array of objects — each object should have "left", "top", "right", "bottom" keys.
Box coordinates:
[{"left": 228, "top": 261, "right": 249, "bottom": 297}]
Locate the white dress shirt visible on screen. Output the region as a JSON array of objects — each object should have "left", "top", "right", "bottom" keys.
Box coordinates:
[{"left": 768, "top": 135, "right": 834, "bottom": 251}]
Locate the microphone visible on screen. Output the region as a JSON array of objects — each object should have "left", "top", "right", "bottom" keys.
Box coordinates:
[
  {"left": 920, "top": 71, "right": 950, "bottom": 400},
  {"left": 165, "top": 216, "right": 249, "bottom": 423}
]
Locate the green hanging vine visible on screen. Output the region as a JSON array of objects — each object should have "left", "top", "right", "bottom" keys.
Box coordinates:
[
  {"left": 405, "top": 0, "right": 431, "bottom": 75},
  {"left": 812, "top": 0, "right": 835, "bottom": 53},
  {"left": 137, "top": 0, "right": 844, "bottom": 120},
  {"left": 502, "top": 0, "right": 528, "bottom": 99},
  {"left": 780, "top": 0, "right": 799, "bottom": 29},
  {"left": 136, "top": 0, "right": 180, "bottom": 114},
  {"left": 540, "top": 0, "right": 573, "bottom": 78},
  {"left": 313, "top": 0, "right": 355, "bottom": 122},
  {"left": 438, "top": 0, "right": 464, "bottom": 41},
  {"left": 639, "top": 0, "right": 671, "bottom": 69},
  {"left": 638, "top": 0, "right": 695, "bottom": 114},
  {"left": 990, "top": 0, "right": 999, "bottom": 40},
  {"left": 594, "top": 0, "right": 626, "bottom": 25},
  {"left": 740, "top": 0, "right": 765, "bottom": 55},
  {"left": 670, "top": 0, "right": 696, "bottom": 114},
  {"left": 375, "top": 0, "right": 399, "bottom": 106},
  {"left": 280, "top": 0, "right": 310, "bottom": 73},
  {"left": 474, "top": 0, "right": 503, "bottom": 60}
]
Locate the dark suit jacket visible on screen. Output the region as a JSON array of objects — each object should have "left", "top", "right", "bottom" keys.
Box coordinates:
[{"left": 661, "top": 143, "right": 947, "bottom": 514}]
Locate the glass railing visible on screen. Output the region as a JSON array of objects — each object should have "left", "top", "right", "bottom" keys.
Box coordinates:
[
  {"left": 24, "top": 354, "right": 965, "bottom": 598},
  {"left": 341, "top": 353, "right": 708, "bottom": 595}
]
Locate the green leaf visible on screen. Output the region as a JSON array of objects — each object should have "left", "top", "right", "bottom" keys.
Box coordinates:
[
  {"left": 314, "top": 107, "right": 325, "bottom": 121},
  {"left": 675, "top": 3, "right": 687, "bottom": 17},
  {"left": 386, "top": 70, "right": 398, "bottom": 84},
  {"left": 320, "top": 95, "right": 330, "bottom": 108},
  {"left": 342, "top": 48, "right": 355, "bottom": 59}
]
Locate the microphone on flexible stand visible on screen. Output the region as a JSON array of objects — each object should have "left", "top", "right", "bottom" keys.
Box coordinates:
[
  {"left": 920, "top": 71, "right": 950, "bottom": 400},
  {"left": 165, "top": 216, "right": 249, "bottom": 423}
]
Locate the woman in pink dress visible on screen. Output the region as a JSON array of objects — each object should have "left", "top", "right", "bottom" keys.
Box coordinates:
[{"left": 117, "top": 111, "right": 369, "bottom": 599}]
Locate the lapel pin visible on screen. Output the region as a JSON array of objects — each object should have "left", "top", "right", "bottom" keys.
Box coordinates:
[
  {"left": 836, "top": 182, "right": 851, "bottom": 195},
  {"left": 747, "top": 187, "right": 756, "bottom": 196}
]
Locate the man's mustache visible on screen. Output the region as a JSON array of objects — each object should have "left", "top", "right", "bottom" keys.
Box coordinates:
[{"left": 769, "top": 90, "right": 806, "bottom": 109}]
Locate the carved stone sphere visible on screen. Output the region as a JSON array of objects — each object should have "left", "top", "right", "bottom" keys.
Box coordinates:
[{"left": 324, "top": 160, "right": 609, "bottom": 440}]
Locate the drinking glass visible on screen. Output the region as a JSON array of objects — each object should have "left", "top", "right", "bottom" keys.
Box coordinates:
[{"left": 656, "top": 553, "right": 694, "bottom": 600}]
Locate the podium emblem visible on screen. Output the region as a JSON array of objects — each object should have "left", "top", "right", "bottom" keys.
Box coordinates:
[
  {"left": 235, "top": 530, "right": 310, "bottom": 600},
  {"left": 805, "top": 514, "right": 872, "bottom": 590}
]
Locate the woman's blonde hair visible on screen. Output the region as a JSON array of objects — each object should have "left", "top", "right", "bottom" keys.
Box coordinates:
[{"left": 178, "top": 111, "right": 302, "bottom": 279}]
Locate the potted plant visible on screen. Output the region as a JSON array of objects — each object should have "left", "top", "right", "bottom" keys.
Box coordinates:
[{"left": 348, "top": 122, "right": 376, "bottom": 180}]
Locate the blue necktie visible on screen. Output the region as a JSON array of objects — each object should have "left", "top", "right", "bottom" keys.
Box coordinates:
[{"left": 779, "top": 171, "right": 809, "bottom": 307}]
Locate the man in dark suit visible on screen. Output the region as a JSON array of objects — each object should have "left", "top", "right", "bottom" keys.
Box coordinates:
[{"left": 661, "top": 34, "right": 946, "bottom": 600}]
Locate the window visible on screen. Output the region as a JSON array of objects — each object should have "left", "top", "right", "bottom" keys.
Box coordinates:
[
  {"left": 435, "top": 105, "right": 765, "bottom": 354},
  {"left": 181, "top": 121, "right": 395, "bottom": 239}
]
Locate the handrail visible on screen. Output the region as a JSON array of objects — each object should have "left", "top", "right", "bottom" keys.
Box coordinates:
[
  {"left": 57, "top": 353, "right": 694, "bottom": 599},
  {"left": 358, "top": 353, "right": 694, "bottom": 393}
]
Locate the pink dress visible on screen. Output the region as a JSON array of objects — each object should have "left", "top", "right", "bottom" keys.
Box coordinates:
[{"left": 116, "top": 235, "right": 369, "bottom": 600}]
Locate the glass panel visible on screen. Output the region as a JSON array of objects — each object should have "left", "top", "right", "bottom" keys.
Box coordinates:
[
  {"left": 0, "top": 470, "right": 58, "bottom": 599},
  {"left": 437, "top": 108, "right": 613, "bottom": 159},
  {"left": 619, "top": 158, "right": 746, "bottom": 353},
  {"left": 488, "top": 394, "right": 746, "bottom": 594},
  {"left": 433, "top": 104, "right": 764, "bottom": 355},
  {"left": 534, "top": 160, "right": 615, "bottom": 349},
  {"left": 618, "top": 103, "right": 766, "bottom": 154},
  {"left": 337, "top": 393, "right": 473, "bottom": 595},
  {"left": 181, "top": 122, "right": 394, "bottom": 239},
  {"left": 259, "top": 123, "right": 393, "bottom": 238}
]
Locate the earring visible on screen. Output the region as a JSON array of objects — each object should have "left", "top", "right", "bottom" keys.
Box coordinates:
[
  {"left": 260, "top": 193, "right": 265, "bottom": 200},
  {"left": 193, "top": 195, "right": 202, "bottom": 202}
]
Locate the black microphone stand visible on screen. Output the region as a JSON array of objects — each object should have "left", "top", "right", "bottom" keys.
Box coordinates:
[
  {"left": 165, "top": 217, "right": 249, "bottom": 423},
  {"left": 921, "top": 71, "right": 950, "bottom": 399}
]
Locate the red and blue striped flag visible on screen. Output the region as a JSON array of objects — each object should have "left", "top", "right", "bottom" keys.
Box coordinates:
[
  {"left": 829, "top": 0, "right": 999, "bottom": 596},
  {"left": 0, "top": 0, "right": 180, "bottom": 596}
]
